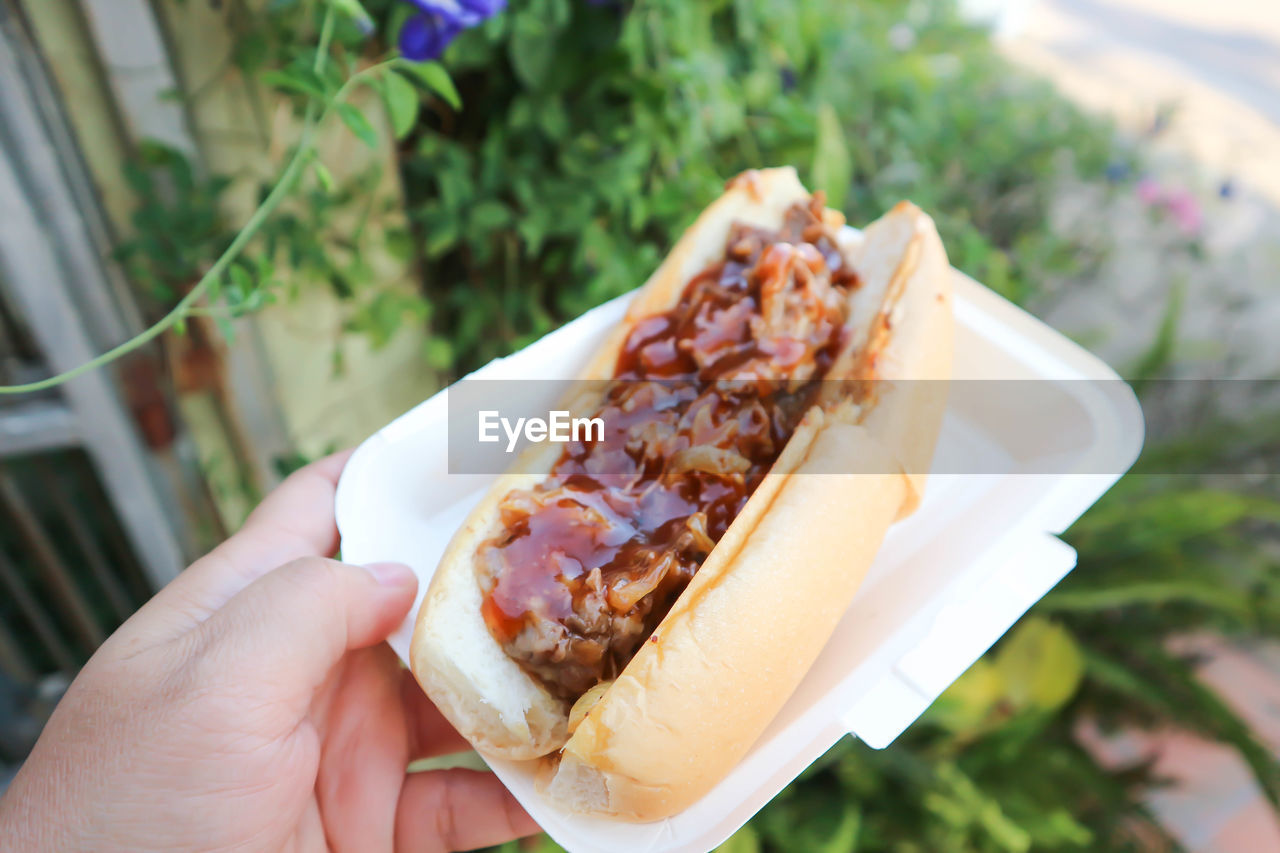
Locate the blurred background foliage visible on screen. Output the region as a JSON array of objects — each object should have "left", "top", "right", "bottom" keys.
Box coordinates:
[
  {"left": 401, "top": 0, "right": 1120, "bottom": 367},
  {"left": 111, "top": 0, "right": 1279, "bottom": 850},
  {"left": 153, "top": 0, "right": 1125, "bottom": 373}
]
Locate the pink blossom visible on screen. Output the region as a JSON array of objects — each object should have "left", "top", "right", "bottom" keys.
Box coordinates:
[
  {"left": 1135, "top": 177, "right": 1164, "bottom": 205},
  {"left": 1165, "top": 189, "right": 1203, "bottom": 235}
]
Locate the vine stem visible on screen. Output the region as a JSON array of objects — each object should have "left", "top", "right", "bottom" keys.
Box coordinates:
[{"left": 0, "top": 4, "right": 388, "bottom": 396}]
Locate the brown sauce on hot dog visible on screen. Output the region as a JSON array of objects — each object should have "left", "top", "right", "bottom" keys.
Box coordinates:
[{"left": 476, "top": 196, "right": 859, "bottom": 700}]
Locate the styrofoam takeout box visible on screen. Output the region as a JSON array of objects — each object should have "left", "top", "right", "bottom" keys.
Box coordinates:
[{"left": 335, "top": 248, "right": 1144, "bottom": 853}]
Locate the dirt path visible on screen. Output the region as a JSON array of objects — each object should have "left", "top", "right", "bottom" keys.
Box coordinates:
[
  {"left": 1001, "top": 0, "right": 1280, "bottom": 204},
  {"left": 993, "top": 0, "right": 1280, "bottom": 381}
]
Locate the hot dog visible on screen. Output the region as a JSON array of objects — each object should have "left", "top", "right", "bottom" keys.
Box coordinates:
[{"left": 410, "top": 167, "right": 953, "bottom": 821}]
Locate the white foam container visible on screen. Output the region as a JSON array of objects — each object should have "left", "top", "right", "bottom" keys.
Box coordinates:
[{"left": 335, "top": 260, "right": 1144, "bottom": 853}]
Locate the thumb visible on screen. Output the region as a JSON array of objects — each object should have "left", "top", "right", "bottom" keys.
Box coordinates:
[{"left": 194, "top": 557, "right": 417, "bottom": 706}]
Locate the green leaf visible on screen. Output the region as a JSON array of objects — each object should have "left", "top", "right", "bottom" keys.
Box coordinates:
[
  {"left": 1041, "top": 580, "right": 1256, "bottom": 619},
  {"left": 929, "top": 763, "right": 1032, "bottom": 852},
  {"left": 423, "top": 336, "right": 453, "bottom": 369},
  {"left": 398, "top": 63, "right": 461, "bottom": 110},
  {"left": 327, "top": 0, "right": 374, "bottom": 35},
  {"left": 425, "top": 218, "right": 460, "bottom": 258},
  {"left": 242, "top": 289, "right": 273, "bottom": 311},
  {"left": 509, "top": 13, "right": 557, "bottom": 90},
  {"left": 382, "top": 71, "right": 421, "bottom": 140},
  {"left": 470, "top": 200, "right": 511, "bottom": 231},
  {"left": 994, "top": 617, "right": 1084, "bottom": 712},
  {"left": 337, "top": 103, "right": 379, "bottom": 149},
  {"left": 384, "top": 227, "right": 415, "bottom": 263},
  {"left": 1130, "top": 273, "right": 1185, "bottom": 388},
  {"left": 812, "top": 103, "right": 851, "bottom": 212},
  {"left": 232, "top": 32, "right": 269, "bottom": 74},
  {"left": 345, "top": 291, "right": 415, "bottom": 349},
  {"left": 312, "top": 159, "right": 336, "bottom": 193},
  {"left": 756, "top": 782, "right": 862, "bottom": 853},
  {"left": 260, "top": 69, "right": 327, "bottom": 100},
  {"left": 536, "top": 96, "right": 570, "bottom": 142},
  {"left": 1070, "top": 489, "right": 1280, "bottom": 557},
  {"left": 215, "top": 314, "right": 236, "bottom": 344},
  {"left": 228, "top": 264, "right": 254, "bottom": 303},
  {"left": 815, "top": 804, "right": 861, "bottom": 853}
]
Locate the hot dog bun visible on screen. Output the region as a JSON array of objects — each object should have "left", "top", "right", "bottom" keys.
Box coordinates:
[{"left": 410, "top": 167, "right": 952, "bottom": 820}]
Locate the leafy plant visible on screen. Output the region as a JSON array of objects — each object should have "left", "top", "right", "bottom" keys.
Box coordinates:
[
  {"left": 402, "top": 0, "right": 1123, "bottom": 375},
  {"left": 0, "top": 0, "right": 455, "bottom": 394},
  {"left": 114, "top": 142, "right": 235, "bottom": 304}
]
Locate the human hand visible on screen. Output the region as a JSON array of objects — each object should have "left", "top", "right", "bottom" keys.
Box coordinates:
[{"left": 0, "top": 451, "right": 539, "bottom": 852}]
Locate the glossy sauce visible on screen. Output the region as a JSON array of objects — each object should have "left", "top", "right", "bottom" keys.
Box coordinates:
[{"left": 476, "top": 198, "right": 859, "bottom": 699}]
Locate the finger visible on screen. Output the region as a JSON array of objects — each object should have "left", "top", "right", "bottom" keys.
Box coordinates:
[
  {"left": 153, "top": 450, "right": 355, "bottom": 626},
  {"left": 401, "top": 669, "right": 471, "bottom": 760},
  {"left": 314, "top": 647, "right": 409, "bottom": 853},
  {"left": 194, "top": 558, "right": 417, "bottom": 715},
  {"left": 395, "top": 769, "right": 540, "bottom": 853}
]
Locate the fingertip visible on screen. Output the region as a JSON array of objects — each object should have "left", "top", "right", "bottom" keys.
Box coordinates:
[
  {"left": 312, "top": 447, "right": 356, "bottom": 479},
  {"left": 362, "top": 561, "right": 418, "bottom": 591},
  {"left": 356, "top": 562, "right": 417, "bottom": 648},
  {"left": 195, "top": 557, "right": 416, "bottom": 700}
]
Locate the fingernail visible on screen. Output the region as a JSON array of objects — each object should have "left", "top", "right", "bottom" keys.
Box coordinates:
[{"left": 362, "top": 561, "right": 416, "bottom": 587}]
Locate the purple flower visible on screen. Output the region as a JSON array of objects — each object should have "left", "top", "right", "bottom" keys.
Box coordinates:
[
  {"left": 398, "top": 0, "right": 507, "bottom": 62},
  {"left": 399, "top": 13, "right": 462, "bottom": 61},
  {"left": 458, "top": 0, "right": 507, "bottom": 17},
  {"left": 1104, "top": 160, "right": 1130, "bottom": 183}
]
